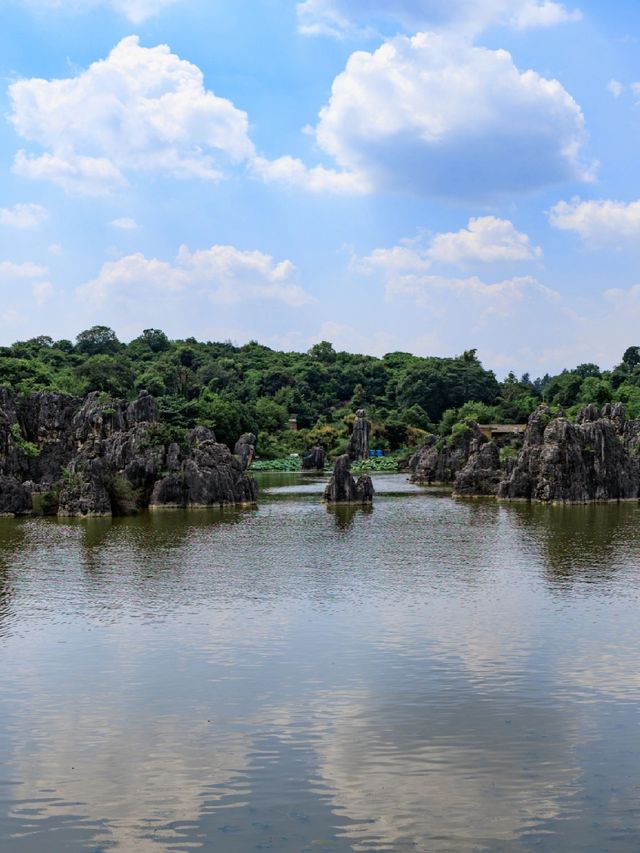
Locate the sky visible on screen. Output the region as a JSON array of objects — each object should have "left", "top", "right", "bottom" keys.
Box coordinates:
[{"left": 1, "top": 0, "right": 640, "bottom": 375}]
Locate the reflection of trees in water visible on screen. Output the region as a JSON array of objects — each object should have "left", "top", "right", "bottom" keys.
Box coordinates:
[
  {"left": 69, "top": 507, "right": 247, "bottom": 572},
  {"left": 506, "top": 501, "right": 640, "bottom": 585},
  {"left": 0, "top": 519, "right": 28, "bottom": 636},
  {"left": 325, "top": 503, "right": 373, "bottom": 530},
  {"left": 34, "top": 509, "right": 254, "bottom": 617}
]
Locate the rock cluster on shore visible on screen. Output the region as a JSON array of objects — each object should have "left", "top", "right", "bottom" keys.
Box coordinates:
[
  {"left": 0, "top": 389, "right": 257, "bottom": 517},
  {"left": 409, "top": 403, "right": 640, "bottom": 503}
]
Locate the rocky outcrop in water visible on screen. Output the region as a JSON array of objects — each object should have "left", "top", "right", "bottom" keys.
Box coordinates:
[
  {"left": 347, "top": 410, "right": 370, "bottom": 461},
  {"left": 323, "top": 454, "right": 374, "bottom": 504},
  {"left": 0, "top": 389, "right": 257, "bottom": 517},
  {"left": 234, "top": 433, "right": 256, "bottom": 471},
  {"left": 409, "top": 404, "right": 640, "bottom": 503},
  {"left": 408, "top": 421, "right": 486, "bottom": 485},
  {"left": 497, "top": 404, "right": 640, "bottom": 502},
  {"left": 454, "top": 442, "right": 503, "bottom": 497},
  {"left": 150, "top": 427, "right": 257, "bottom": 508},
  {"left": 0, "top": 476, "right": 32, "bottom": 516},
  {"left": 302, "top": 446, "right": 326, "bottom": 471}
]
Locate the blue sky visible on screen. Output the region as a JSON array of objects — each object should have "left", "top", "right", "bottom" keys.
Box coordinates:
[{"left": 1, "top": 0, "right": 640, "bottom": 375}]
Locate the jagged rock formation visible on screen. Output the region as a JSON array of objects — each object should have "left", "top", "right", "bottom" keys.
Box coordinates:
[
  {"left": 410, "top": 404, "right": 640, "bottom": 503},
  {"left": 347, "top": 409, "right": 370, "bottom": 461},
  {"left": 150, "top": 427, "right": 257, "bottom": 508},
  {"left": 323, "top": 454, "right": 374, "bottom": 504},
  {"left": 234, "top": 433, "right": 256, "bottom": 471},
  {"left": 408, "top": 421, "right": 486, "bottom": 485},
  {"left": 454, "top": 442, "right": 503, "bottom": 497},
  {"left": 497, "top": 404, "right": 640, "bottom": 502},
  {"left": 0, "top": 389, "right": 257, "bottom": 517},
  {"left": 0, "top": 476, "right": 32, "bottom": 516},
  {"left": 302, "top": 446, "right": 326, "bottom": 471}
]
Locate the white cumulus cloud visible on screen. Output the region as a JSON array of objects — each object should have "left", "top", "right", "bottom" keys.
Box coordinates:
[
  {"left": 0, "top": 261, "right": 55, "bottom": 324},
  {"left": 0, "top": 203, "right": 48, "bottom": 229},
  {"left": 0, "top": 261, "right": 50, "bottom": 281},
  {"left": 9, "top": 36, "right": 255, "bottom": 195},
  {"left": 78, "top": 244, "right": 314, "bottom": 311},
  {"left": 297, "top": 0, "right": 581, "bottom": 38},
  {"left": 429, "top": 217, "right": 542, "bottom": 264},
  {"left": 305, "top": 33, "right": 590, "bottom": 201},
  {"left": 549, "top": 198, "right": 640, "bottom": 246},
  {"left": 253, "top": 155, "right": 370, "bottom": 194},
  {"left": 354, "top": 217, "right": 541, "bottom": 276},
  {"left": 358, "top": 238, "right": 556, "bottom": 307},
  {"left": 350, "top": 232, "right": 565, "bottom": 372}
]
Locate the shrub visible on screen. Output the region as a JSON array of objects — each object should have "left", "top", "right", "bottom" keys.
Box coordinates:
[
  {"left": 61, "top": 465, "right": 81, "bottom": 489},
  {"left": 106, "top": 476, "right": 139, "bottom": 516},
  {"left": 40, "top": 489, "right": 60, "bottom": 516},
  {"left": 10, "top": 423, "right": 40, "bottom": 458}
]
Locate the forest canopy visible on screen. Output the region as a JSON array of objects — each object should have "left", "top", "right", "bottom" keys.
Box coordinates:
[{"left": 1, "top": 326, "right": 639, "bottom": 458}]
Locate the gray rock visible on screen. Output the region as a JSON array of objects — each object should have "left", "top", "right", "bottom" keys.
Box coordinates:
[
  {"left": 150, "top": 440, "right": 257, "bottom": 508},
  {"left": 347, "top": 409, "right": 370, "bottom": 461},
  {"left": 302, "top": 446, "right": 326, "bottom": 470},
  {"left": 0, "top": 476, "right": 32, "bottom": 515},
  {"left": 409, "top": 422, "right": 486, "bottom": 484},
  {"left": 454, "top": 442, "right": 502, "bottom": 497},
  {"left": 186, "top": 425, "right": 216, "bottom": 445},
  {"left": 0, "top": 388, "right": 257, "bottom": 516},
  {"left": 234, "top": 433, "right": 256, "bottom": 471},
  {"left": 126, "top": 390, "right": 158, "bottom": 427},
  {"left": 58, "top": 470, "right": 112, "bottom": 517},
  {"left": 498, "top": 405, "right": 640, "bottom": 502},
  {"left": 323, "top": 454, "right": 374, "bottom": 504}
]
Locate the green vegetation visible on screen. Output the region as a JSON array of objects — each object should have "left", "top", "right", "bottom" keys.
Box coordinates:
[
  {"left": 351, "top": 452, "right": 408, "bottom": 473},
  {"left": 1, "top": 327, "right": 639, "bottom": 462},
  {"left": 251, "top": 457, "right": 304, "bottom": 472},
  {"left": 10, "top": 423, "right": 40, "bottom": 458},
  {"left": 61, "top": 465, "right": 81, "bottom": 489},
  {"left": 106, "top": 475, "right": 139, "bottom": 516},
  {"left": 40, "top": 489, "right": 60, "bottom": 516}
]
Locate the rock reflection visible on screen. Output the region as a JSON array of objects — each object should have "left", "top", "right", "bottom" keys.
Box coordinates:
[
  {"left": 326, "top": 503, "right": 373, "bottom": 530},
  {"left": 0, "top": 520, "right": 29, "bottom": 637},
  {"left": 506, "top": 501, "right": 640, "bottom": 586},
  {"left": 2, "top": 482, "right": 640, "bottom": 850}
]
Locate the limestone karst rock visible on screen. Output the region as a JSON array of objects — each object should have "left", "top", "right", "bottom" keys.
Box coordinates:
[
  {"left": 498, "top": 404, "right": 640, "bottom": 502},
  {"left": 454, "top": 442, "right": 503, "bottom": 497},
  {"left": 0, "top": 389, "right": 257, "bottom": 517},
  {"left": 0, "top": 476, "right": 32, "bottom": 516},
  {"left": 302, "top": 446, "right": 326, "bottom": 471},
  {"left": 323, "top": 454, "right": 374, "bottom": 504},
  {"left": 347, "top": 409, "right": 370, "bottom": 461},
  {"left": 150, "top": 429, "right": 257, "bottom": 508},
  {"left": 410, "top": 404, "right": 640, "bottom": 502},
  {"left": 408, "top": 421, "right": 486, "bottom": 485},
  {"left": 233, "top": 433, "right": 256, "bottom": 471}
]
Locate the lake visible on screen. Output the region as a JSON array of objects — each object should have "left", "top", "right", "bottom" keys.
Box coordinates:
[{"left": 1, "top": 473, "right": 639, "bottom": 852}]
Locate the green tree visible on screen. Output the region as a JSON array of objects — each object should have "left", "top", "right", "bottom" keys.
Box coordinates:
[
  {"left": 75, "top": 355, "right": 134, "bottom": 396},
  {"left": 76, "top": 326, "right": 122, "bottom": 356}
]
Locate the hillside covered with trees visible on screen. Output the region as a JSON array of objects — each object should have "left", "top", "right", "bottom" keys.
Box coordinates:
[{"left": 2, "top": 326, "right": 640, "bottom": 460}]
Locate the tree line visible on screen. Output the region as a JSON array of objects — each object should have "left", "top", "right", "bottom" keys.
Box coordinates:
[{"left": 2, "top": 326, "right": 640, "bottom": 458}]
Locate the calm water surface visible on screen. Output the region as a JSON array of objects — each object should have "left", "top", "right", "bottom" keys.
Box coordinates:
[{"left": 1, "top": 473, "right": 640, "bottom": 852}]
